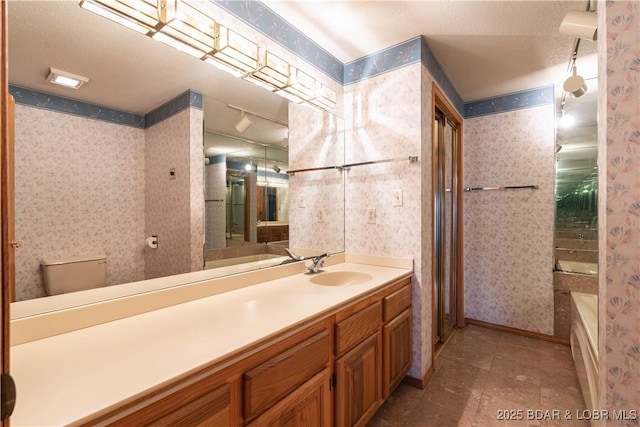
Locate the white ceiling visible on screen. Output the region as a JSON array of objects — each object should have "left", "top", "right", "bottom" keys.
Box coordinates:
[
  {"left": 264, "top": 0, "right": 598, "bottom": 100},
  {"left": 7, "top": 0, "right": 598, "bottom": 153}
]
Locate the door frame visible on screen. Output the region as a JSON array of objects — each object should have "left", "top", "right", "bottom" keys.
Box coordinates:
[
  {"left": 431, "top": 83, "right": 465, "bottom": 357},
  {"left": 1, "top": 1, "right": 15, "bottom": 423}
]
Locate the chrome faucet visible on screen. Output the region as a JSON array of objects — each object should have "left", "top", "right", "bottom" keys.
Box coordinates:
[
  {"left": 284, "top": 248, "right": 304, "bottom": 261},
  {"left": 306, "top": 253, "right": 330, "bottom": 273}
]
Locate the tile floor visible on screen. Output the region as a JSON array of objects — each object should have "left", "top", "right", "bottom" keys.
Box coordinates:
[{"left": 368, "top": 325, "right": 588, "bottom": 427}]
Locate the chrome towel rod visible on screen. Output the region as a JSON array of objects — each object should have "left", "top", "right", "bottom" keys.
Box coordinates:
[
  {"left": 288, "top": 156, "right": 418, "bottom": 175},
  {"left": 464, "top": 185, "right": 539, "bottom": 192}
]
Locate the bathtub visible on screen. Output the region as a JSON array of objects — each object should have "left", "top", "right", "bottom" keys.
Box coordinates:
[
  {"left": 570, "top": 292, "right": 598, "bottom": 422},
  {"left": 557, "top": 260, "right": 598, "bottom": 275}
]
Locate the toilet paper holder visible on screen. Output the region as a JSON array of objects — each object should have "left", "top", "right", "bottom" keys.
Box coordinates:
[{"left": 146, "top": 235, "right": 158, "bottom": 249}]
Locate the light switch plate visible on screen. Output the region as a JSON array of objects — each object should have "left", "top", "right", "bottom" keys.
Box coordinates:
[
  {"left": 317, "top": 209, "right": 324, "bottom": 223},
  {"left": 367, "top": 208, "right": 376, "bottom": 224},
  {"left": 393, "top": 189, "right": 403, "bottom": 207}
]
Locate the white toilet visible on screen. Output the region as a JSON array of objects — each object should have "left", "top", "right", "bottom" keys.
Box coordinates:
[{"left": 41, "top": 255, "right": 107, "bottom": 296}]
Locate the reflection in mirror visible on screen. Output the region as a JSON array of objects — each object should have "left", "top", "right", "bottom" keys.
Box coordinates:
[
  {"left": 8, "top": 1, "right": 345, "bottom": 313},
  {"left": 554, "top": 76, "right": 598, "bottom": 279},
  {"left": 203, "top": 117, "right": 292, "bottom": 272}
]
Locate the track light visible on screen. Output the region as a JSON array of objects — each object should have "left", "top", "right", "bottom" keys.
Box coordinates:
[
  {"left": 564, "top": 65, "right": 587, "bottom": 98},
  {"left": 560, "top": 10, "right": 598, "bottom": 41},
  {"left": 235, "top": 111, "right": 252, "bottom": 133},
  {"left": 272, "top": 164, "right": 281, "bottom": 173}
]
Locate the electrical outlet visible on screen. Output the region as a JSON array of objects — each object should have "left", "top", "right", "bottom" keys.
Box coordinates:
[
  {"left": 367, "top": 208, "right": 376, "bottom": 224},
  {"left": 393, "top": 189, "right": 403, "bottom": 207},
  {"left": 299, "top": 196, "right": 305, "bottom": 208}
]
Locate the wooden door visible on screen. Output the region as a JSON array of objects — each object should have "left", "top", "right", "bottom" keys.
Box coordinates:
[
  {"left": 1, "top": 1, "right": 17, "bottom": 423},
  {"left": 335, "top": 333, "right": 380, "bottom": 427}
]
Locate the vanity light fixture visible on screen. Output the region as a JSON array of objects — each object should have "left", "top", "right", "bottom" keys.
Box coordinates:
[
  {"left": 78, "top": 0, "right": 336, "bottom": 112},
  {"left": 308, "top": 83, "right": 337, "bottom": 110},
  {"left": 283, "top": 66, "right": 317, "bottom": 101},
  {"left": 248, "top": 51, "right": 290, "bottom": 89},
  {"left": 210, "top": 23, "right": 260, "bottom": 75},
  {"left": 79, "top": 0, "right": 160, "bottom": 34},
  {"left": 46, "top": 68, "right": 89, "bottom": 89},
  {"left": 151, "top": 0, "right": 216, "bottom": 59}
]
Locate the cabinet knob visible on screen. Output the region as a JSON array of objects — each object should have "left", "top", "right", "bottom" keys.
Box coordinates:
[{"left": 10, "top": 240, "right": 22, "bottom": 248}]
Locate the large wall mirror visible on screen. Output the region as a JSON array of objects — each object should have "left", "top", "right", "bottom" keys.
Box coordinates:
[
  {"left": 8, "top": 1, "right": 345, "bottom": 313},
  {"left": 554, "top": 76, "right": 598, "bottom": 276}
]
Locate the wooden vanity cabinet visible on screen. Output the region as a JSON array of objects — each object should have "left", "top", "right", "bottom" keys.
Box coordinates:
[
  {"left": 85, "top": 277, "right": 411, "bottom": 427},
  {"left": 332, "top": 278, "right": 412, "bottom": 427}
]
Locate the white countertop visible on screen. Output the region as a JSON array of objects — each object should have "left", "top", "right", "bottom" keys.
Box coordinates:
[{"left": 10, "top": 257, "right": 412, "bottom": 426}]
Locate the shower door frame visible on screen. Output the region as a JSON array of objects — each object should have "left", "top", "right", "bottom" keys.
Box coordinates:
[{"left": 431, "top": 84, "right": 465, "bottom": 353}]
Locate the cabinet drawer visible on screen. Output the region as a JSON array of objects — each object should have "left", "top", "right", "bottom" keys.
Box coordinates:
[
  {"left": 243, "top": 330, "right": 330, "bottom": 421},
  {"left": 336, "top": 301, "right": 382, "bottom": 356},
  {"left": 383, "top": 283, "right": 411, "bottom": 322},
  {"left": 247, "top": 368, "right": 331, "bottom": 427},
  {"left": 109, "top": 378, "right": 231, "bottom": 426}
]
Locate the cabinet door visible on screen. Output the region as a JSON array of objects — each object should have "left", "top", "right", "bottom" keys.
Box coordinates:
[
  {"left": 248, "top": 369, "right": 331, "bottom": 427},
  {"left": 383, "top": 308, "right": 412, "bottom": 398},
  {"left": 335, "top": 333, "right": 380, "bottom": 427}
]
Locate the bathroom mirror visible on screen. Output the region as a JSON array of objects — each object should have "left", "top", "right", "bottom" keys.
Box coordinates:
[
  {"left": 554, "top": 76, "right": 598, "bottom": 275},
  {"left": 7, "top": 1, "right": 345, "bottom": 311}
]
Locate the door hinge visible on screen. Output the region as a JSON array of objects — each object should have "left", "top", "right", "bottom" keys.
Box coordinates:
[{"left": 1, "top": 373, "right": 16, "bottom": 420}]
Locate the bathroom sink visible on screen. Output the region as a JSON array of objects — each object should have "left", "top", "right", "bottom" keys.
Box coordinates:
[{"left": 309, "top": 271, "right": 373, "bottom": 286}]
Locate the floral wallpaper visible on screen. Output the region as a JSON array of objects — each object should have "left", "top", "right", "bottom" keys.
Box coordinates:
[
  {"left": 342, "top": 63, "right": 429, "bottom": 380},
  {"left": 13, "top": 105, "right": 146, "bottom": 301},
  {"left": 144, "top": 107, "right": 204, "bottom": 279},
  {"left": 463, "top": 104, "right": 556, "bottom": 335},
  {"left": 288, "top": 103, "right": 345, "bottom": 254},
  {"left": 597, "top": 0, "right": 640, "bottom": 419}
]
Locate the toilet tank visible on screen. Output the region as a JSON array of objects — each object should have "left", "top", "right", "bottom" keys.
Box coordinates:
[{"left": 41, "top": 255, "right": 107, "bottom": 296}]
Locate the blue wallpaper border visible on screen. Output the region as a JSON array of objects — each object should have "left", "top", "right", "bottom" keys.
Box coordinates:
[
  {"left": 213, "top": 1, "right": 467, "bottom": 115},
  {"left": 343, "top": 37, "right": 421, "bottom": 85},
  {"left": 9, "top": 85, "right": 145, "bottom": 128},
  {"left": 145, "top": 89, "right": 203, "bottom": 128},
  {"left": 10, "top": 85, "right": 203, "bottom": 129},
  {"left": 343, "top": 37, "right": 465, "bottom": 116},
  {"left": 464, "top": 86, "right": 555, "bottom": 118}
]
